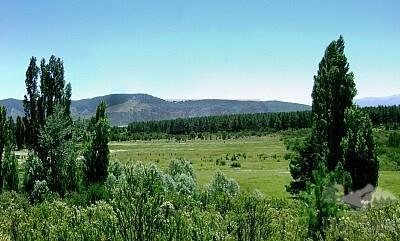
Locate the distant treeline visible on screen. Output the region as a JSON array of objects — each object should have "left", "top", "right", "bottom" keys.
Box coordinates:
[
  {"left": 363, "top": 105, "right": 400, "bottom": 129},
  {"left": 109, "top": 105, "right": 400, "bottom": 141}
]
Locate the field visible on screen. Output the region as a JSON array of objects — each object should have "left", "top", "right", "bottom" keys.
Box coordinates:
[{"left": 109, "top": 133, "right": 400, "bottom": 199}]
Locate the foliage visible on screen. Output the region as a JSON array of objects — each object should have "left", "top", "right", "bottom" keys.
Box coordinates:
[
  {"left": 207, "top": 170, "right": 240, "bottom": 197},
  {"left": 342, "top": 106, "right": 379, "bottom": 190},
  {"left": 38, "top": 104, "right": 82, "bottom": 195},
  {"left": 23, "top": 56, "right": 71, "bottom": 159},
  {"left": 16, "top": 116, "right": 25, "bottom": 150},
  {"left": 168, "top": 159, "right": 196, "bottom": 196},
  {"left": 2, "top": 146, "right": 19, "bottom": 192},
  {"left": 23, "top": 153, "right": 45, "bottom": 194},
  {"left": 289, "top": 36, "right": 377, "bottom": 195},
  {"left": 0, "top": 106, "right": 9, "bottom": 192},
  {"left": 388, "top": 131, "right": 400, "bottom": 147},
  {"left": 325, "top": 202, "right": 400, "bottom": 241},
  {"left": 30, "top": 180, "right": 51, "bottom": 203},
  {"left": 311, "top": 36, "right": 356, "bottom": 172},
  {"left": 299, "top": 164, "right": 345, "bottom": 240},
  {"left": 84, "top": 101, "right": 110, "bottom": 185}
]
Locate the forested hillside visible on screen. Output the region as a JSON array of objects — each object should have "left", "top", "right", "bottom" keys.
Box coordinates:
[{"left": 0, "top": 94, "right": 310, "bottom": 125}]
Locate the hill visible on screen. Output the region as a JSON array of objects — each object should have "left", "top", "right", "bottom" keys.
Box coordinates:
[
  {"left": 0, "top": 94, "right": 311, "bottom": 125},
  {"left": 356, "top": 95, "right": 400, "bottom": 107}
]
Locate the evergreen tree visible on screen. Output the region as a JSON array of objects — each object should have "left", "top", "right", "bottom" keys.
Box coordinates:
[
  {"left": 342, "top": 106, "right": 379, "bottom": 190},
  {"left": 84, "top": 102, "right": 110, "bottom": 184}
]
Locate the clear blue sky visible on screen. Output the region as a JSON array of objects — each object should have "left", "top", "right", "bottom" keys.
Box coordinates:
[{"left": 0, "top": 0, "right": 399, "bottom": 104}]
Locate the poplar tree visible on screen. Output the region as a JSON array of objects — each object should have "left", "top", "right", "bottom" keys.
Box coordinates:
[
  {"left": 342, "top": 106, "right": 379, "bottom": 190},
  {"left": 16, "top": 116, "right": 25, "bottom": 150},
  {"left": 84, "top": 101, "right": 110, "bottom": 184},
  {"left": 288, "top": 36, "right": 377, "bottom": 194},
  {"left": 22, "top": 55, "right": 77, "bottom": 195},
  {"left": 0, "top": 106, "right": 7, "bottom": 191},
  {"left": 311, "top": 35, "right": 356, "bottom": 172}
]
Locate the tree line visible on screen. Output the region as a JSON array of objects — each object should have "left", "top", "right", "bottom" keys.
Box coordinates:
[{"left": 107, "top": 105, "right": 400, "bottom": 141}]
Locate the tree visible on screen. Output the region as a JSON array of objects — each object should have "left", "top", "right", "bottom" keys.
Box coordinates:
[
  {"left": 84, "top": 101, "right": 110, "bottom": 184},
  {"left": 311, "top": 35, "right": 356, "bottom": 171},
  {"left": 300, "top": 163, "right": 344, "bottom": 240},
  {"left": 289, "top": 36, "right": 357, "bottom": 194},
  {"left": 0, "top": 107, "right": 18, "bottom": 192},
  {"left": 342, "top": 106, "right": 379, "bottom": 190},
  {"left": 38, "top": 104, "right": 80, "bottom": 195},
  {"left": 22, "top": 56, "right": 75, "bottom": 195},
  {"left": 23, "top": 55, "right": 71, "bottom": 161},
  {"left": 2, "top": 146, "right": 19, "bottom": 192},
  {"left": 0, "top": 106, "right": 8, "bottom": 191},
  {"left": 23, "top": 57, "right": 40, "bottom": 150},
  {"left": 16, "top": 116, "right": 25, "bottom": 150}
]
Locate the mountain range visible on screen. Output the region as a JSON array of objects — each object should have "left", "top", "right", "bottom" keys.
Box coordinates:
[
  {"left": 1, "top": 93, "right": 398, "bottom": 126},
  {"left": 0, "top": 94, "right": 311, "bottom": 126},
  {"left": 355, "top": 95, "right": 400, "bottom": 107}
]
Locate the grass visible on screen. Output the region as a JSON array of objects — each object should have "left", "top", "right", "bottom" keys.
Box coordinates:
[{"left": 110, "top": 133, "right": 400, "bottom": 199}]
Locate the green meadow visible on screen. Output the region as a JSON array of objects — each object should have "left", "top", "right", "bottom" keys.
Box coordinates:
[{"left": 109, "top": 134, "right": 400, "bottom": 199}]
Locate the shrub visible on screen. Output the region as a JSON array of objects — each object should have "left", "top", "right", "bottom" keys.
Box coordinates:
[
  {"left": 207, "top": 170, "right": 239, "bottom": 197},
  {"left": 230, "top": 161, "right": 241, "bottom": 168},
  {"left": 23, "top": 153, "right": 44, "bottom": 194},
  {"left": 31, "top": 180, "right": 50, "bottom": 203}
]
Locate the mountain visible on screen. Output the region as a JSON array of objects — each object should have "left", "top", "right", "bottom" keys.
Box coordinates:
[
  {"left": 0, "top": 94, "right": 311, "bottom": 125},
  {"left": 355, "top": 95, "right": 400, "bottom": 107}
]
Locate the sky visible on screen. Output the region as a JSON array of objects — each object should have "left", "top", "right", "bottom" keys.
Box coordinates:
[{"left": 0, "top": 0, "right": 399, "bottom": 104}]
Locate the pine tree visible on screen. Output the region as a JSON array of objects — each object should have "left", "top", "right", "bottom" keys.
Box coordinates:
[{"left": 84, "top": 101, "right": 110, "bottom": 184}]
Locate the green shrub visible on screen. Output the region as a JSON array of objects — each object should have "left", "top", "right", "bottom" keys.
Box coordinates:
[
  {"left": 230, "top": 161, "right": 241, "bottom": 168},
  {"left": 31, "top": 180, "right": 50, "bottom": 203}
]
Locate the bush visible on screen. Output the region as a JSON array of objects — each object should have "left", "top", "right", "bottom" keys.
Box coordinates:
[
  {"left": 2, "top": 147, "right": 19, "bottom": 192},
  {"left": 230, "top": 161, "right": 241, "bottom": 168},
  {"left": 23, "top": 153, "right": 44, "bottom": 194},
  {"left": 31, "top": 180, "right": 50, "bottom": 203},
  {"left": 207, "top": 170, "right": 239, "bottom": 197}
]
